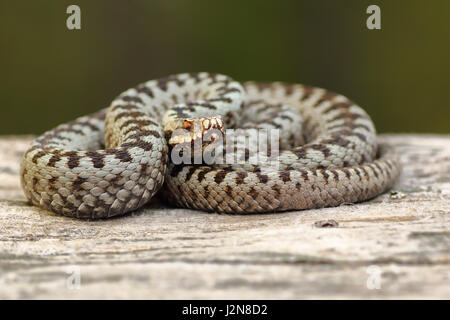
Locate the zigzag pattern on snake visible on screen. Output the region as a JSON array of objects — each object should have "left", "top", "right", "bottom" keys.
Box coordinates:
[{"left": 20, "top": 73, "right": 401, "bottom": 219}]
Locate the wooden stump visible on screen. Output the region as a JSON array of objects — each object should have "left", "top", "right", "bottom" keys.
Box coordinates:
[{"left": 0, "top": 134, "right": 449, "bottom": 299}]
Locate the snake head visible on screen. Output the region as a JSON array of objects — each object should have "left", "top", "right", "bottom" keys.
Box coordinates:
[{"left": 163, "top": 112, "right": 225, "bottom": 165}]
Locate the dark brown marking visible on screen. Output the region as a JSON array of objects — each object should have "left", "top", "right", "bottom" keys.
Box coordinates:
[
  {"left": 63, "top": 151, "right": 81, "bottom": 169},
  {"left": 32, "top": 177, "right": 38, "bottom": 188},
  {"left": 126, "top": 129, "right": 160, "bottom": 142},
  {"left": 268, "top": 120, "right": 282, "bottom": 129},
  {"left": 111, "top": 104, "right": 139, "bottom": 112},
  {"left": 76, "top": 121, "right": 101, "bottom": 132},
  {"left": 224, "top": 185, "right": 233, "bottom": 197},
  {"left": 23, "top": 145, "right": 39, "bottom": 158},
  {"left": 185, "top": 167, "right": 197, "bottom": 182},
  {"left": 330, "top": 170, "right": 340, "bottom": 182},
  {"left": 300, "top": 86, "right": 314, "bottom": 101},
  {"left": 279, "top": 171, "right": 291, "bottom": 183},
  {"left": 217, "top": 87, "right": 241, "bottom": 95},
  {"left": 208, "top": 97, "right": 232, "bottom": 103},
  {"left": 361, "top": 154, "right": 367, "bottom": 163},
  {"left": 385, "top": 167, "right": 392, "bottom": 180},
  {"left": 214, "top": 170, "right": 229, "bottom": 184},
  {"left": 355, "top": 168, "right": 362, "bottom": 181},
  {"left": 271, "top": 184, "right": 281, "bottom": 195},
  {"left": 187, "top": 102, "right": 217, "bottom": 110},
  {"left": 91, "top": 111, "right": 107, "bottom": 121},
  {"left": 235, "top": 171, "right": 248, "bottom": 185},
  {"left": 315, "top": 91, "right": 338, "bottom": 106},
  {"left": 60, "top": 128, "right": 84, "bottom": 136},
  {"left": 279, "top": 114, "right": 294, "bottom": 122},
  {"left": 124, "top": 111, "right": 148, "bottom": 119},
  {"left": 113, "top": 112, "right": 132, "bottom": 122},
  {"left": 136, "top": 140, "right": 153, "bottom": 151},
  {"left": 369, "top": 165, "right": 379, "bottom": 178},
  {"left": 385, "top": 161, "right": 393, "bottom": 171},
  {"left": 51, "top": 135, "right": 72, "bottom": 142},
  {"left": 86, "top": 151, "right": 105, "bottom": 169},
  {"left": 329, "top": 112, "right": 362, "bottom": 123},
  {"left": 353, "top": 132, "right": 367, "bottom": 143},
  {"left": 47, "top": 154, "right": 61, "bottom": 167},
  {"left": 320, "top": 170, "right": 330, "bottom": 183},
  {"left": 197, "top": 168, "right": 212, "bottom": 183},
  {"left": 170, "top": 165, "right": 184, "bottom": 177},
  {"left": 73, "top": 176, "right": 86, "bottom": 188},
  {"left": 188, "top": 73, "right": 202, "bottom": 83},
  {"left": 122, "top": 125, "right": 140, "bottom": 136},
  {"left": 323, "top": 102, "right": 352, "bottom": 114},
  {"left": 360, "top": 167, "right": 369, "bottom": 178},
  {"left": 120, "top": 119, "right": 158, "bottom": 131},
  {"left": 252, "top": 82, "right": 273, "bottom": 92},
  {"left": 327, "top": 123, "right": 371, "bottom": 132},
  {"left": 300, "top": 170, "right": 309, "bottom": 182},
  {"left": 136, "top": 84, "right": 154, "bottom": 98},
  {"left": 157, "top": 75, "right": 184, "bottom": 91},
  {"left": 247, "top": 187, "right": 257, "bottom": 199},
  {"left": 141, "top": 130, "right": 161, "bottom": 138},
  {"left": 322, "top": 136, "right": 350, "bottom": 148},
  {"left": 284, "top": 84, "right": 295, "bottom": 96},
  {"left": 171, "top": 106, "right": 190, "bottom": 118},
  {"left": 374, "top": 162, "right": 383, "bottom": 174},
  {"left": 250, "top": 166, "right": 261, "bottom": 173},
  {"left": 342, "top": 169, "right": 352, "bottom": 179},
  {"left": 293, "top": 148, "right": 306, "bottom": 159},
  {"left": 48, "top": 176, "right": 58, "bottom": 190},
  {"left": 309, "top": 144, "right": 331, "bottom": 157},
  {"left": 256, "top": 173, "right": 269, "bottom": 184},
  {"left": 105, "top": 149, "right": 132, "bottom": 162}
]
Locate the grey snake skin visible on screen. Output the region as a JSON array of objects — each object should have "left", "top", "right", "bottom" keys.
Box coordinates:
[{"left": 20, "top": 73, "right": 401, "bottom": 218}]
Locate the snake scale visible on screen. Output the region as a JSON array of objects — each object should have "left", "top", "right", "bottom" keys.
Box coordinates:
[{"left": 20, "top": 72, "right": 401, "bottom": 219}]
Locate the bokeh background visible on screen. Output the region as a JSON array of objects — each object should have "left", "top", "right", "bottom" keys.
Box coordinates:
[{"left": 1, "top": 0, "right": 449, "bottom": 135}]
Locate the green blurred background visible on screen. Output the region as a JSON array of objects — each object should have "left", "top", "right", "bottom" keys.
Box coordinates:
[{"left": 1, "top": 0, "right": 449, "bottom": 135}]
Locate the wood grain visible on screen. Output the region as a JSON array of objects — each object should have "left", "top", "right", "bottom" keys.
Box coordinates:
[{"left": 0, "top": 134, "right": 449, "bottom": 299}]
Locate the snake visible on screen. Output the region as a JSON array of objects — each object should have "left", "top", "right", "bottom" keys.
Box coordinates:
[{"left": 20, "top": 72, "right": 401, "bottom": 219}]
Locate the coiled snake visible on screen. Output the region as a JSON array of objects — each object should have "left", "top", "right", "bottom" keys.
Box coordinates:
[{"left": 20, "top": 73, "right": 401, "bottom": 219}]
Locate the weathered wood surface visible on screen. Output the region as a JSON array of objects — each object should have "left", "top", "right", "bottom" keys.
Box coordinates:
[{"left": 0, "top": 134, "right": 449, "bottom": 299}]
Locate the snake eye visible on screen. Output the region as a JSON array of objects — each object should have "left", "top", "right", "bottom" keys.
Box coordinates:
[{"left": 183, "top": 121, "right": 191, "bottom": 129}]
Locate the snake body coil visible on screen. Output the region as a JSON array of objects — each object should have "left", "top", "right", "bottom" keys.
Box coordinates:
[{"left": 20, "top": 73, "right": 401, "bottom": 218}]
